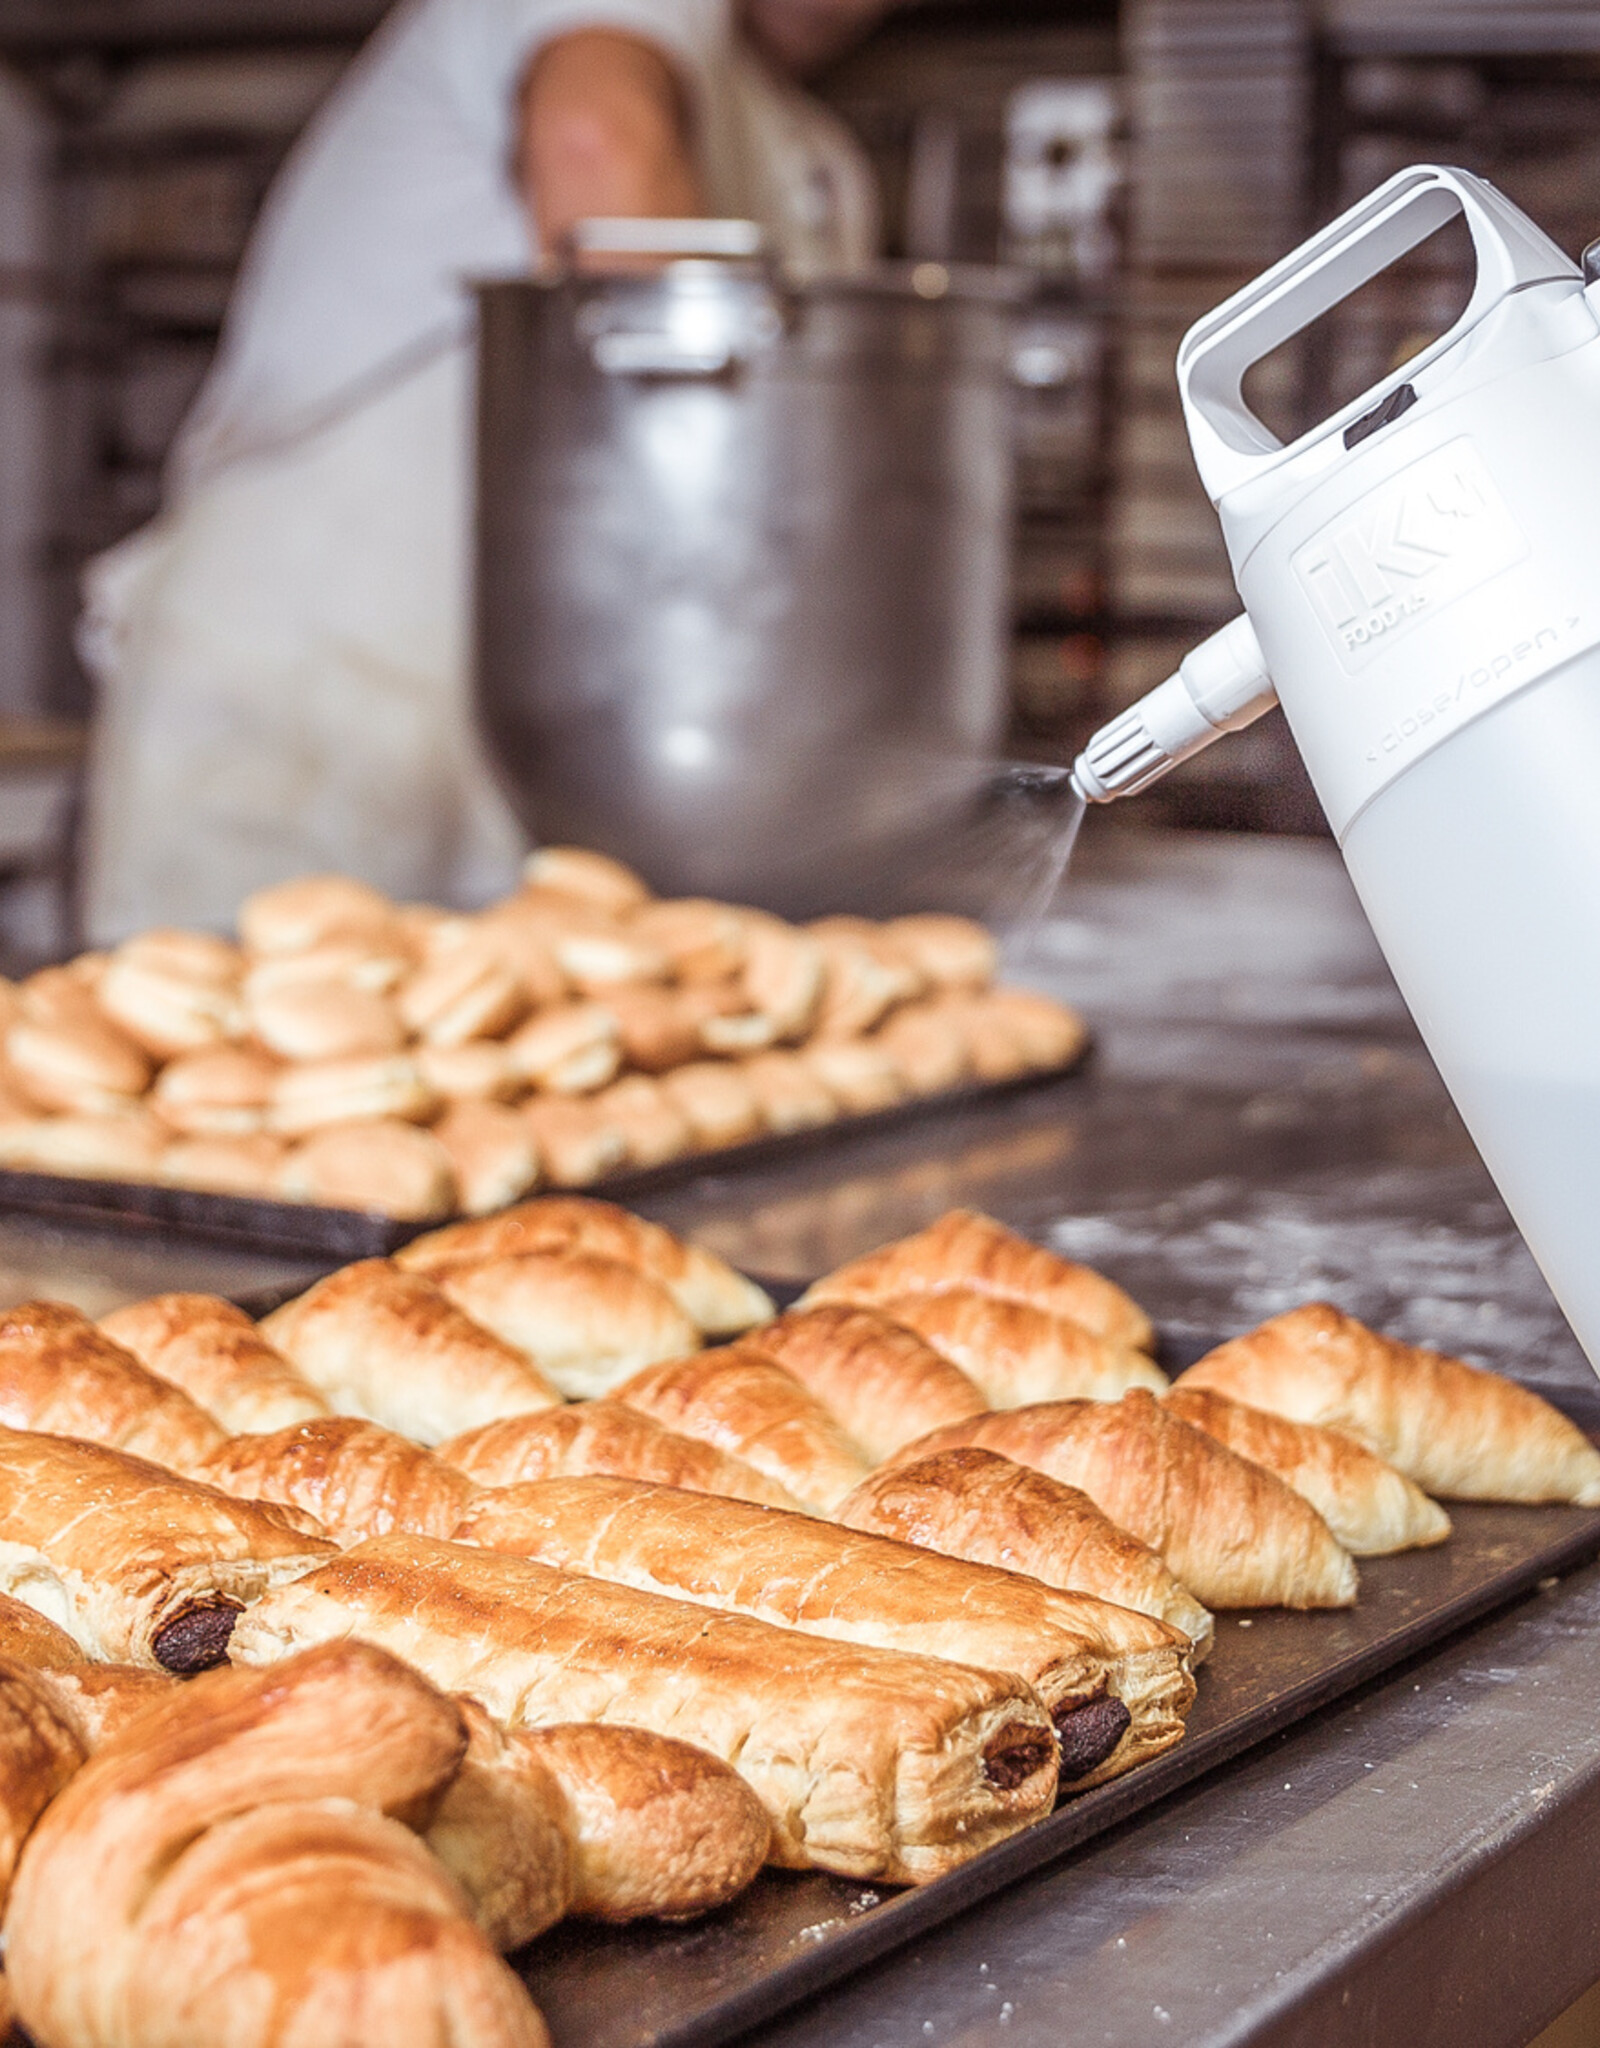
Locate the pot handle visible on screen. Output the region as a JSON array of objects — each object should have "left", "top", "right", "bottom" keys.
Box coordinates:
[{"left": 563, "top": 218, "right": 786, "bottom": 378}]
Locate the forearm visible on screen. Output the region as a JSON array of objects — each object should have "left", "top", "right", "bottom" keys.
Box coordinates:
[{"left": 521, "top": 29, "right": 704, "bottom": 256}]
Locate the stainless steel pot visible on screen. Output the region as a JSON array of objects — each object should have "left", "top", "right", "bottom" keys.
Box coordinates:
[{"left": 474, "top": 232, "right": 1022, "bottom": 913}]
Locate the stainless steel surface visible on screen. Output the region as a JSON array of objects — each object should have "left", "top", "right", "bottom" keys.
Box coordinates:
[
  {"left": 0, "top": 819, "right": 1594, "bottom": 2044},
  {"left": 474, "top": 265, "right": 1020, "bottom": 913}
]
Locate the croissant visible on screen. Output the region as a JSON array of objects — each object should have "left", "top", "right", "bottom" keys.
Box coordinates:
[
  {"left": 202, "top": 1417, "right": 479, "bottom": 1546},
  {"left": 261, "top": 1259, "right": 562, "bottom": 1445},
  {"left": 511, "top": 1721, "right": 770, "bottom": 1921},
  {"left": 454, "top": 1477, "right": 1194, "bottom": 1788},
  {"left": 0, "top": 1592, "right": 173, "bottom": 1749},
  {"left": 0, "top": 1659, "right": 86, "bottom": 1917},
  {"left": 397, "top": 1196, "right": 775, "bottom": 1335},
  {"left": 430, "top": 1252, "right": 702, "bottom": 1398},
  {"left": 0, "top": 1301, "right": 225, "bottom": 1476},
  {"left": 0, "top": 1426, "right": 336, "bottom": 1671},
  {"left": 894, "top": 1390, "right": 1358, "bottom": 1609},
  {"left": 6, "top": 1641, "right": 548, "bottom": 2048},
  {"left": 100, "top": 1293, "right": 331, "bottom": 1435},
  {"left": 613, "top": 1349, "right": 871, "bottom": 1513},
  {"left": 423, "top": 1698, "right": 574, "bottom": 1952},
  {"left": 736, "top": 1306, "right": 988, "bottom": 1461},
  {"left": 800, "top": 1208, "right": 1155, "bottom": 1351},
  {"left": 232, "top": 1534, "right": 1061, "bottom": 1885},
  {"left": 436, "top": 1402, "right": 804, "bottom": 1510},
  {"left": 1176, "top": 1303, "right": 1600, "bottom": 1505},
  {"left": 1164, "top": 1386, "right": 1452, "bottom": 1556},
  {"left": 871, "top": 1289, "right": 1169, "bottom": 1407},
  {"left": 838, "top": 1449, "right": 1214, "bottom": 1654}
]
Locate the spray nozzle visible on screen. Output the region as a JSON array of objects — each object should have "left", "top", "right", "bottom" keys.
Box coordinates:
[{"left": 1070, "top": 613, "right": 1278, "bottom": 803}]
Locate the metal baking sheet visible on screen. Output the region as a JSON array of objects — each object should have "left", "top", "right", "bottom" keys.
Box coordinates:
[
  {"left": 510, "top": 1382, "right": 1600, "bottom": 2048},
  {"left": 0, "top": 1051, "right": 1091, "bottom": 1260}
]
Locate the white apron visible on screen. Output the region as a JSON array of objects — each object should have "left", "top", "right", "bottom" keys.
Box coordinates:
[{"left": 78, "top": 37, "right": 877, "bottom": 942}]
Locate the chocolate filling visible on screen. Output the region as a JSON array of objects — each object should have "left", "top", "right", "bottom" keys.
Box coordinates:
[
  {"left": 982, "top": 1722, "right": 1057, "bottom": 1792},
  {"left": 1054, "top": 1695, "right": 1132, "bottom": 1781},
  {"left": 152, "top": 1598, "right": 242, "bottom": 1674}
]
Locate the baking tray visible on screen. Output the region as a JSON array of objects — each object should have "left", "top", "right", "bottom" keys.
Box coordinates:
[
  {"left": 0, "top": 1052, "right": 1091, "bottom": 1260},
  {"left": 508, "top": 1373, "right": 1600, "bottom": 2048}
]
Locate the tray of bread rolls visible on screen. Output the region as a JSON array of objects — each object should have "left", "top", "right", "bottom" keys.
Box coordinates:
[
  {"left": 0, "top": 850, "right": 1089, "bottom": 1257},
  {"left": 1, "top": 1199, "right": 1597, "bottom": 2048}
]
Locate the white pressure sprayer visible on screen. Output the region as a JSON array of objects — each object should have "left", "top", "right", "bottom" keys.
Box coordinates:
[{"left": 1071, "top": 163, "right": 1600, "bottom": 1369}]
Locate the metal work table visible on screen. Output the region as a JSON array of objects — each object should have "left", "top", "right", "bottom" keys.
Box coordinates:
[{"left": 0, "top": 821, "right": 1594, "bottom": 2047}]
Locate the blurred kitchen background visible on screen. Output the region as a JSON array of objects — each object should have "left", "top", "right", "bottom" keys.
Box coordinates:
[{"left": 0, "top": 0, "right": 1598, "bottom": 957}]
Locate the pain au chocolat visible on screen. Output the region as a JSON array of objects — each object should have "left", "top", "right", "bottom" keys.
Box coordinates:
[{"left": 230, "top": 1534, "right": 1061, "bottom": 1886}]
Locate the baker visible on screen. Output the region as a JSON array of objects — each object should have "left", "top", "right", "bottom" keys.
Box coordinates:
[{"left": 78, "top": 0, "right": 893, "bottom": 942}]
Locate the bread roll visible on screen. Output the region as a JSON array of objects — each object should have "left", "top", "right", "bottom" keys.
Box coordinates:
[
  {"left": 398, "top": 1195, "right": 775, "bottom": 1335},
  {"left": 261, "top": 1260, "right": 562, "bottom": 1445},
  {"left": 278, "top": 1119, "right": 457, "bottom": 1220},
  {"left": 519, "top": 1096, "right": 628, "bottom": 1187},
  {"left": 1164, "top": 1385, "right": 1453, "bottom": 1555},
  {"left": 613, "top": 1349, "right": 870, "bottom": 1513},
  {"left": 894, "top": 1391, "right": 1358, "bottom": 1610},
  {"left": 739, "top": 1305, "right": 987, "bottom": 1461},
  {"left": 456, "top": 1476, "right": 1195, "bottom": 1787},
  {"left": 881, "top": 914, "right": 997, "bottom": 990},
  {"left": 0, "top": 1427, "right": 336, "bottom": 1670},
  {"left": 96, "top": 933, "right": 243, "bottom": 1058},
  {"left": 591, "top": 1074, "right": 694, "bottom": 1168},
  {"left": 659, "top": 1060, "right": 764, "bottom": 1147},
  {"left": 398, "top": 945, "right": 527, "bottom": 1047},
  {"left": 838, "top": 1448, "right": 1214, "bottom": 1653},
  {"left": 523, "top": 846, "right": 652, "bottom": 916},
  {"left": 6, "top": 1641, "right": 548, "bottom": 2048},
  {"left": 249, "top": 978, "right": 405, "bottom": 1062},
  {"left": 737, "top": 912, "right": 825, "bottom": 1040},
  {"left": 150, "top": 1045, "right": 279, "bottom": 1136},
  {"left": 506, "top": 1003, "right": 622, "bottom": 1095},
  {"left": 0, "top": 1300, "right": 225, "bottom": 1476},
  {"left": 414, "top": 1040, "right": 519, "bottom": 1104},
  {"left": 239, "top": 873, "right": 399, "bottom": 954},
  {"left": 99, "top": 1293, "right": 331, "bottom": 1436},
  {"left": 801, "top": 1040, "right": 907, "bottom": 1115},
  {"left": 739, "top": 1048, "right": 839, "bottom": 1133},
  {"left": 876, "top": 1289, "right": 1169, "bottom": 1407},
  {"left": 204, "top": 1417, "right": 479, "bottom": 1546},
  {"left": 872, "top": 1000, "right": 972, "bottom": 1096},
  {"left": 437, "top": 1401, "right": 803, "bottom": 1509},
  {"left": 433, "top": 1251, "right": 700, "bottom": 1399},
  {"left": 431, "top": 1101, "right": 542, "bottom": 1216},
  {"left": 600, "top": 983, "right": 711, "bottom": 1075},
  {"left": 242, "top": 933, "right": 411, "bottom": 1000},
  {"left": 1177, "top": 1303, "right": 1600, "bottom": 1506},
  {"left": 0, "top": 1113, "right": 168, "bottom": 1180},
  {"left": 159, "top": 1132, "right": 287, "bottom": 1198},
  {"left": 628, "top": 899, "right": 748, "bottom": 983},
  {"left": 5, "top": 1016, "right": 151, "bottom": 1115},
  {"left": 232, "top": 1535, "right": 1061, "bottom": 1885},
  {"left": 808, "top": 925, "right": 910, "bottom": 1039},
  {"left": 978, "top": 987, "right": 1089, "bottom": 1069},
  {"left": 802, "top": 1207, "right": 1156, "bottom": 1352},
  {"left": 270, "top": 1054, "right": 437, "bottom": 1135}
]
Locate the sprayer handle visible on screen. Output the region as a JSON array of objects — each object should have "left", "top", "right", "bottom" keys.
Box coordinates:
[
  {"left": 1072, "top": 615, "right": 1277, "bottom": 803},
  {"left": 1176, "top": 164, "right": 1578, "bottom": 505}
]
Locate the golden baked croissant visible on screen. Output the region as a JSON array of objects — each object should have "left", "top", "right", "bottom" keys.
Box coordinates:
[
  {"left": 98, "top": 1292, "right": 330, "bottom": 1436},
  {"left": 509, "top": 1721, "right": 770, "bottom": 1921},
  {"left": 6, "top": 1641, "right": 548, "bottom": 2048},
  {"left": 736, "top": 1305, "right": 988, "bottom": 1462},
  {"left": 436, "top": 1401, "right": 804, "bottom": 1510},
  {"left": 0, "top": 1659, "right": 86, "bottom": 1918},
  {"left": 454, "top": 1476, "right": 1195, "bottom": 1788},
  {"left": 0, "top": 1300, "right": 225, "bottom": 1476},
  {"left": 0, "top": 1592, "right": 173, "bottom": 1749},
  {"left": 261, "top": 1258, "right": 562, "bottom": 1444},
  {"left": 837, "top": 1448, "right": 1214, "bottom": 1654},
  {"left": 423, "top": 1697, "right": 574, "bottom": 1952},
  {"left": 0, "top": 1426, "right": 336, "bottom": 1671},
  {"left": 800, "top": 1208, "right": 1155, "bottom": 1352},
  {"left": 202, "top": 1417, "right": 479, "bottom": 1546},
  {"left": 871, "top": 1289, "right": 1169, "bottom": 1407},
  {"left": 1164, "top": 1386, "right": 1452, "bottom": 1555},
  {"left": 232, "top": 1534, "right": 1061, "bottom": 1885},
  {"left": 1176, "top": 1303, "right": 1600, "bottom": 1505},
  {"left": 894, "top": 1389, "right": 1358, "bottom": 1610},
  {"left": 431, "top": 1252, "right": 701, "bottom": 1399},
  {"left": 613, "top": 1348, "right": 871, "bottom": 1513},
  {"left": 396, "top": 1195, "right": 776, "bottom": 1335}
]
